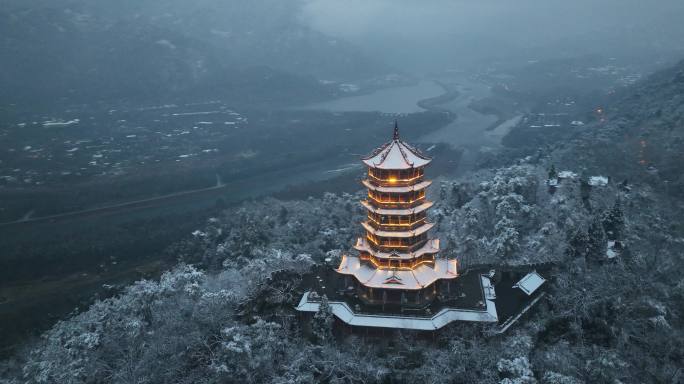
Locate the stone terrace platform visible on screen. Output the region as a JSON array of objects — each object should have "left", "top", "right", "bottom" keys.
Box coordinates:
[{"left": 297, "top": 264, "right": 548, "bottom": 332}]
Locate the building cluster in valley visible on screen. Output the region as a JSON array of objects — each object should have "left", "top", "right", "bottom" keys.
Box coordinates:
[{"left": 0, "top": 102, "right": 247, "bottom": 187}]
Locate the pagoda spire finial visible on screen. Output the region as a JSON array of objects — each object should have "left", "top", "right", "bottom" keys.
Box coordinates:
[{"left": 393, "top": 120, "right": 399, "bottom": 141}]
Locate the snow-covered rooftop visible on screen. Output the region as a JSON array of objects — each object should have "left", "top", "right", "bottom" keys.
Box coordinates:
[
  {"left": 362, "top": 124, "right": 431, "bottom": 170},
  {"left": 361, "top": 221, "right": 434, "bottom": 238},
  {"left": 354, "top": 237, "right": 439, "bottom": 260},
  {"left": 337, "top": 254, "right": 457, "bottom": 290},
  {"left": 606, "top": 240, "right": 623, "bottom": 259},
  {"left": 558, "top": 171, "right": 577, "bottom": 179},
  {"left": 514, "top": 271, "right": 546, "bottom": 296},
  {"left": 361, "top": 200, "right": 433, "bottom": 215},
  {"left": 589, "top": 176, "right": 609, "bottom": 186},
  {"left": 296, "top": 275, "right": 498, "bottom": 330},
  {"left": 362, "top": 179, "right": 431, "bottom": 193}
]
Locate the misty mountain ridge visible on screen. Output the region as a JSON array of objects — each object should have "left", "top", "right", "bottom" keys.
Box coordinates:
[
  {"left": 550, "top": 59, "right": 684, "bottom": 197},
  {"left": 0, "top": 0, "right": 386, "bottom": 108}
]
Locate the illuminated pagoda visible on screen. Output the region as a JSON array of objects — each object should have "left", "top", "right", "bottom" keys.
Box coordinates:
[
  {"left": 337, "top": 122, "right": 458, "bottom": 305},
  {"left": 297, "top": 122, "right": 547, "bottom": 331}
]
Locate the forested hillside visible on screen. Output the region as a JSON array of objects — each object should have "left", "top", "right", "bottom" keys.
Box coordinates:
[{"left": 552, "top": 59, "right": 684, "bottom": 198}]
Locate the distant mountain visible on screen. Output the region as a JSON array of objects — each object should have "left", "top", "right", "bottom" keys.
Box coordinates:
[
  {"left": 552, "top": 59, "right": 684, "bottom": 197},
  {"left": 0, "top": 0, "right": 386, "bottom": 108}
]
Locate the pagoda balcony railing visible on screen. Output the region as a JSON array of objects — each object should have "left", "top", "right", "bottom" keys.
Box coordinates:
[
  {"left": 366, "top": 237, "right": 428, "bottom": 252},
  {"left": 360, "top": 252, "right": 436, "bottom": 269},
  {"left": 367, "top": 212, "right": 426, "bottom": 224},
  {"left": 368, "top": 173, "right": 424, "bottom": 187},
  {"left": 366, "top": 217, "right": 428, "bottom": 231},
  {"left": 366, "top": 195, "right": 426, "bottom": 208}
]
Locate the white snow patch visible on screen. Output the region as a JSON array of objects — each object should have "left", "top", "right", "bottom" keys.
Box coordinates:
[
  {"left": 171, "top": 111, "right": 221, "bottom": 117},
  {"left": 339, "top": 83, "right": 360, "bottom": 93},
  {"left": 589, "top": 176, "right": 609, "bottom": 186},
  {"left": 155, "top": 39, "right": 176, "bottom": 49},
  {"left": 558, "top": 171, "right": 577, "bottom": 179},
  {"left": 606, "top": 240, "right": 623, "bottom": 259},
  {"left": 43, "top": 119, "right": 80, "bottom": 127}
]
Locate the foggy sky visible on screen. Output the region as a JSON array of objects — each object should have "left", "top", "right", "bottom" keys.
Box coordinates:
[{"left": 301, "top": 0, "right": 684, "bottom": 72}]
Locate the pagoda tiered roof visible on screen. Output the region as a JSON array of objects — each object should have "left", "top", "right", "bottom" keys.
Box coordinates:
[
  {"left": 361, "top": 200, "right": 433, "bottom": 215},
  {"left": 362, "top": 128, "right": 431, "bottom": 170},
  {"left": 354, "top": 237, "right": 439, "bottom": 260},
  {"left": 362, "top": 179, "right": 431, "bottom": 193},
  {"left": 362, "top": 221, "right": 434, "bottom": 238},
  {"left": 337, "top": 254, "right": 457, "bottom": 290}
]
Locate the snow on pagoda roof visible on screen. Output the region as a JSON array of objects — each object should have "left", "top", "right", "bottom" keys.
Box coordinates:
[
  {"left": 361, "top": 200, "right": 433, "bottom": 215},
  {"left": 362, "top": 179, "right": 432, "bottom": 193},
  {"left": 354, "top": 237, "right": 439, "bottom": 260},
  {"left": 296, "top": 275, "right": 498, "bottom": 330},
  {"left": 337, "top": 255, "right": 457, "bottom": 290},
  {"left": 362, "top": 123, "right": 431, "bottom": 170},
  {"left": 361, "top": 221, "right": 434, "bottom": 238},
  {"left": 513, "top": 271, "right": 546, "bottom": 296}
]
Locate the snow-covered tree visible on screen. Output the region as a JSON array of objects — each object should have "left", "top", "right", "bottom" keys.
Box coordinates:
[
  {"left": 586, "top": 216, "right": 607, "bottom": 263},
  {"left": 601, "top": 199, "right": 624, "bottom": 240},
  {"left": 491, "top": 217, "right": 520, "bottom": 260},
  {"left": 311, "top": 295, "right": 334, "bottom": 344}
]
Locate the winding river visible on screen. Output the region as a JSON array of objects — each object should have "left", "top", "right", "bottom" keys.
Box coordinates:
[
  {"left": 300, "top": 80, "right": 444, "bottom": 114},
  {"left": 300, "top": 75, "right": 514, "bottom": 153}
]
